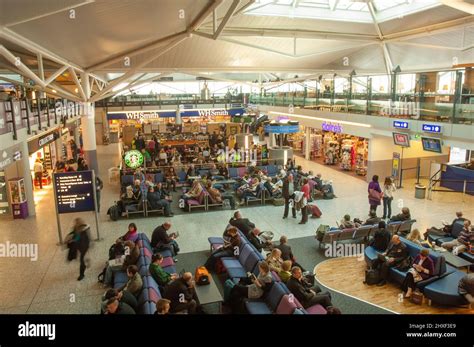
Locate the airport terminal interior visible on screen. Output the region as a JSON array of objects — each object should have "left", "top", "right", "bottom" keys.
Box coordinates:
[{"left": 0, "top": 0, "right": 473, "bottom": 316}]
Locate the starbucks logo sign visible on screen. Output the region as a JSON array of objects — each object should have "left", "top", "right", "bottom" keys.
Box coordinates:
[{"left": 124, "top": 150, "right": 144, "bottom": 169}]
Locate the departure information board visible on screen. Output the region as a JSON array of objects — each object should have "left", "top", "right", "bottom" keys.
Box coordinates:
[{"left": 54, "top": 171, "right": 96, "bottom": 214}]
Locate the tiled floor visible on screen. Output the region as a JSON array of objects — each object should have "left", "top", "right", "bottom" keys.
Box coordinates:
[{"left": 0, "top": 143, "right": 472, "bottom": 313}]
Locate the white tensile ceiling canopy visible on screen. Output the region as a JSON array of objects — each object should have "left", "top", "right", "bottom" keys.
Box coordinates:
[{"left": 0, "top": 0, "right": 472, "bottom": 101}]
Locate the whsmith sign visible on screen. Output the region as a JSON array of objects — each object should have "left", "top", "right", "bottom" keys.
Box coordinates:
[{"left": 106, "top": 108, "right": 245, "bottom": 120}]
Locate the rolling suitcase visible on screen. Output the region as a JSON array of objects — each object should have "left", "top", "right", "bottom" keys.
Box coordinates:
[{"left": 309, "top": 205, "right": 322, "bottom": 218}]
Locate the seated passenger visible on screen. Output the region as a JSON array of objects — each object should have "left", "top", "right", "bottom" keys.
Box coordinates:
[
  {"left": 402, "top": 248, "right": 434, "bottom": 298},
  {"left": 165, "top": 167, "right": 178, "bottom": 192},
  {"left": 278, "top": 260, "right": 292, "bottom": 283},
  {"left": 229, "top": 210, "right": 255, "bottom": 235},
  {"left": 458, "top": 274, "right": 474, "bottom": 306},
  {"left": 338, "top": 214, "right": 360, "bottom": 229},
  {"left": 101, "top": 288, "right": 138, "bottom": 314},
  {"left": 182, "top": 179, "right": 203, "bottom": 203},
  {"left": 147, "top": 185, "right": 173, "bottom": 217},
  {"left": 103, "top": 240, "right": 139, "bottom": 287},
  {"left": 248, "top": 227, "right": 272, "bottom": 252},
  {"left": 286, "top": 266, "right": 332, "bottom": 309},
  {"left": 208, "top": 164, "right": 224, "bottom": 180},
  {"left": 229, "top": 261, "right": 274, "bottom": 311},
  {"left": 151, "top": 222, "right": 180, "bottom": 258},
  {"left": 372, "top": 235, "right": 409, "bottom": 286},
  {"left": 163, "top": 272, "right": 200, "bottom": 314},
  {"left": 425, "top": 211, "right": 466, "bottom": 240},
  {"left": 441, "top": 220, "right": 473, "bottom": 254},
  {"left": 218, "top": 164, "right": 229, "bottom": 179},
  {"left": 265, "top": 248, "right": 284, "bottom": 273},
  {"left": 118, "top": 265, "right": 143, "bottom": 297},
  {"left": 118, "top": 223, "right": 139, "bottom": 243},
  {"left": 364, "top": 211, "right": 381, "bottom": 226},
  {"left": 204, "top": 227, "right": 241, "bottom": 271},
  {"left": 154, "top": 299, "right": 171, "bottom": 315},
  {"left": 149, "top": 253, "right": 177, "bottom": 287},
  {"left": 104, "top": 297, "right": 136, "bottom": 315},
  {"left": 406, "top": 229, "right": 430, "bottom": 247},
  {"left": 389, "top": 207, "right": 411, "bottom": 222},
  {"left": 370, "top": 221, "right": 391, "bottom": 252}
]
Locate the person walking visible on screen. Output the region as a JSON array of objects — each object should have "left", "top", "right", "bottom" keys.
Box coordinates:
[
  {"left": 95, "top": 176, "right": 103, "bottom": 213},
  {"left": 66, "top": 218, "right": 91, "bottom": 281},
  {"left": 282, "top": 173, "right": 296, "bottom": 219},
  {"left": 382, "top": 177, "right": 396, "bottom": 219},
  {"left": 368, "top": 175, "right": 383, "bottom": 216}
]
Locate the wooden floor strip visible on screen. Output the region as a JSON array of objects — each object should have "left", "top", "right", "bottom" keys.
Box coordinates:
[{"left": 314, "top": 257, "right": 474, "bottom": 314}]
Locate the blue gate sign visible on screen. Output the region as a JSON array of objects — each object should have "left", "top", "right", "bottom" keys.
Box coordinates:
[
  {"left": 422, "top": 124, "right": 442, "bottom": 133},
  {"left": 54, "top": 171, "right": 95, "bottom": 214}
]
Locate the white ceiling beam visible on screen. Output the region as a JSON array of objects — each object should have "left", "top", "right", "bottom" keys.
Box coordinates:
[
  {"left": 384, "top": 16, "right": 473, "bottom": 42},
  {"left": 0, "top": 27, "right": 85, "bottom": 74},
  {"left": 4, "top": 0, "right": 95, "bottom": 27},
  {"left": 198, "top": 27, "right": 378, "bottom": 42},
  {"left": 368, "top": 1, "right": 393, "bottom": 75},
  {"left": 381, "top": 42, "right": 393, "bottom": 73},
  {"left": 390, "top": 41, "right": 467, "bottom": 50},
  {"left": 214, "top": 0, "right": 241, "bottom": 39},
  {"left": 439, "top": 0, "right": 474, "bottom": 14},
  {"left": 183, "top": 72, "right": 256, "bottom": 87},
  {"left": 329, "top": 0, "right": 339, "bottom": 11},
  {"left": 44, "top": 65, "right": 69, "bottom": 86},
  {"left": 69, "top": 67, "right": 87, "bottom": 101},
  {"left": 0, "top": 45, "right": 46, "bottom": 88},
  {"left": 36, "top": 53, "right": 44, "bottom": 81},
  {"left": 91, "top": 73, "right": 165, "bottom": 102},
  {"left": 86, "top": 0, "right": 223, "bottom": 72},
  {"left": 92, "top": 34, "right": 189, "bottom": 100},
  {"left": 234, "top": 0, "right": 256, "bottom": 16}
]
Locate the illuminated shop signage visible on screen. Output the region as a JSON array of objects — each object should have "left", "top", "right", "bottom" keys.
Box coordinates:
[
  {"left": 125, "top": 111, "right": 161, "bottom": 120},
  {"left": 107, "top": 108, "right": 244, "bottom": 120},
  {"left": 422, "top": 124, "right": 442, "bottom": 133},
  {"left": 322, "top": 122, "right": 343, "bottom": 133},
  {"left": 393, "top": 121, "right": 409, "bottom": 129},
  {"left": 197, "top": 109, "right": 228, "bottom": 116}
]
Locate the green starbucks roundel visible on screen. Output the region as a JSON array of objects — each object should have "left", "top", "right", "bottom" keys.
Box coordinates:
[{"left": 124, "top": 150, "right": 144, "bottom": 169}]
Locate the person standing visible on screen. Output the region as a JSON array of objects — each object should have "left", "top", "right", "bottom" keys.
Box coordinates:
[
  {"left": 368, "top": 175, "right": 383, "bottom": 216},
  {"left": 298, "top": 178, "right": 310, "bottom": 225},
  {"left": 34, "top": 159, "right": 44, "bottom": 189},
  {"left": 95, "top": 176, "right": 103, "bottom": 213},
  {"left": 382, "top": 177, "right": 396, "bottom": 219},
  {"left": 282, "top": 173, "right": 296, "bottom": 219}
]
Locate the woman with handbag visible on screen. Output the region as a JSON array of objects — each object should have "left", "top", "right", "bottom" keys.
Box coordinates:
[
  {"left": 382, "top": 177, "right": 396, "bottom": 219},
  {"left": 368, "top": 175, "right": 383, "bottom": 216},
  {"left": 402, "top": 248, "right": 434, "bottom": 298}
]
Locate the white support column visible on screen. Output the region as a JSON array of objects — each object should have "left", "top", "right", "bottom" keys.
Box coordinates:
[
  {"left": 305, "top": 127, "right": 311, "bottom": 160},
  {"left": 80, "top": 72, "right": 99, "bottom": 174},
  {"left": 36, "top": 53, "right": 46, "bottom": 99},
  {"left": 19, "top": 141, "right": 36, "bottom": 216}
]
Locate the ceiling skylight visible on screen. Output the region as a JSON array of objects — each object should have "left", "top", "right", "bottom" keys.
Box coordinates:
[{"left": 245, "top": 0, "right": 442, "bottom": 23}]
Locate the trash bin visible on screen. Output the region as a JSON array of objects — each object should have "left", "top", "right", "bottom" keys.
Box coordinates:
[{"left": 415, "top": 185, "right": 426, "bottom": 199}]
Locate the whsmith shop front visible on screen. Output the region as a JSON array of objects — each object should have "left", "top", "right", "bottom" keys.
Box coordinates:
[{"left": 105, "top": 107, "right": 245, "bottom": 142}]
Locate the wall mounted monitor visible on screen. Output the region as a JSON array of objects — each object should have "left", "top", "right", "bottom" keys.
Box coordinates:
[
  {"left": 421, "top": 137, "right": 443, "bottom": 153},
  {"left": 392, "top": 132, "right": 410, "bottom": 147}
]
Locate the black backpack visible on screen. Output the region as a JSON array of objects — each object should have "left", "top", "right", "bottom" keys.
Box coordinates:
[
  {"left": 108, "top": 205, "right": 119, "bottom": 221},
  {"left": 364, "top": 268, "right": 380, "bottom": 285}
]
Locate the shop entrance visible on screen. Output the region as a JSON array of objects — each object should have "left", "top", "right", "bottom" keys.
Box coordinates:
[{"left": 290, "top": 126, "right": 369, "bottom": 179}]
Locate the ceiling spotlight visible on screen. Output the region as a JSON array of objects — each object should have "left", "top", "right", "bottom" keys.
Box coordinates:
[
  {"left": 74, "top": 88, "right": 78, "bottom": 93},
  {"left": 52, "top": 89, "right": 57, "bottom": 93}
]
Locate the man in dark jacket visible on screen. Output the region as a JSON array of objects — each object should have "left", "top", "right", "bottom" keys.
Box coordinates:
[
  {"left": 282, "top": 173, "right": 296, "bottom": 219},
  {"left": 364, "top": 211, "right": 381, "bottom": 226},
  {"left": 372, "top": 235, "right": 408, "bottom": 286},
  {"left": 389, "top": 207, "right": 411, "bottom": 222},
  {"left": 163, "top": 272, "right": 199, "bottom": 314},
  {"left": 67, "top": 218, "right": 91, "bottom": 281},
  {"left": 151, "top": 222, "right": 179, "bottom": 258},
  {"left": 425, "top": 211, "right": 466, "bottom": 240},
  {"left": 458, "top": 273, "right": 474, "bottom": 306},
  {"left": 229, "top": 211, "right": 255, "bottom": 235},
  {"left": 370, "top": 221, "right": 391, "bottom": 252},
  {"left": 147, "top": 185, "right": 173, "bottom": 217},
  {"left": 286, "top": 267, "right": 332, "bottom": 309},
  {"left": 248, "top": 228, "right": 271, "bottom": 252}
]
